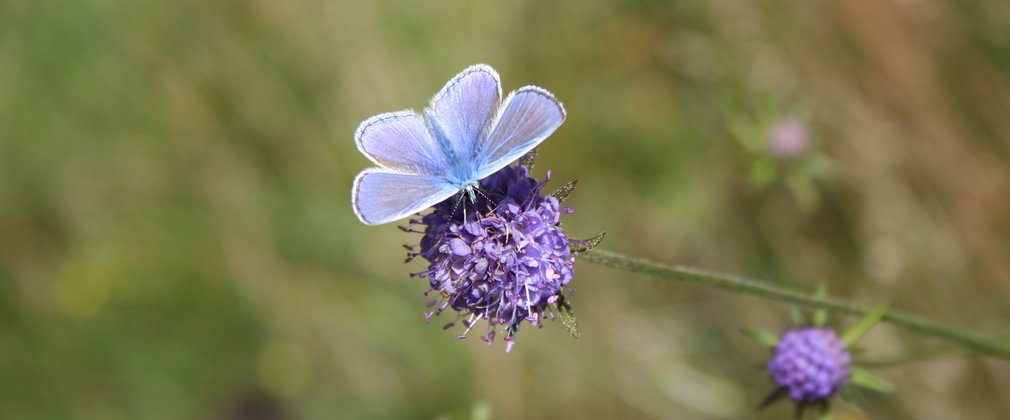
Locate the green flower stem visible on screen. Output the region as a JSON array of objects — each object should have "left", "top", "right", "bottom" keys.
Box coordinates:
[
  {"left": 579, "top": 249, "right": 1010, "bottom": 360},
  {"left": 859, "top": 346, "right": 968, "bottom": 368}
]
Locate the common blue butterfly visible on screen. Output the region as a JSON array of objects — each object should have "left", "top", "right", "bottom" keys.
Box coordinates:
[{"left": 352, "top": 64, "right": 566, "bottom": 225}]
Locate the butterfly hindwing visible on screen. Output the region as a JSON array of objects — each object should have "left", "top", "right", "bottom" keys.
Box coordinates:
[{"left": 352, "top": 169, "right": 459, "bottom": 226}]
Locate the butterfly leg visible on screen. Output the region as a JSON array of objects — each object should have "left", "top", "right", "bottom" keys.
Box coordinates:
[{"left": 447, "top": 190, "right": 467, "bottom": 222}]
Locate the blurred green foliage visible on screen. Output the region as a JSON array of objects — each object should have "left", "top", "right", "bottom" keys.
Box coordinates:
[{"left": 2, "top": 0, "right": 1010, "bottom": 419}]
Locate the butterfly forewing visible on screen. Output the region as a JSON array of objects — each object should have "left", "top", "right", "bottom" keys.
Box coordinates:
[
  {"left": 355, "top": 110, "right": 452, "bottom": 176},
  {"left": 426, "top": 64, "right": 502, "bottom": 179},
  {"left": 476, "top": 86, "right": 565, "bottom": 180}
]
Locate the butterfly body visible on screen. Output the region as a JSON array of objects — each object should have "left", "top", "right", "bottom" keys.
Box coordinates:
[
  {"left": 421, "top": 109, "right": 479, "bottom": 189},
  {"left": 352, "top": 65, "right": 565, "bottom": 225}
]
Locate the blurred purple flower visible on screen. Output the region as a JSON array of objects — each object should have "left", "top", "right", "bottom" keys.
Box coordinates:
[
  {"left": 404, "top": 164, "right": 575, "bottom": 352},
  {"left": 767, "top": 327, "right": 851, "bottom": 403},
  {"left": 768, "top": 118, "right": 809, "bottom": 161}
]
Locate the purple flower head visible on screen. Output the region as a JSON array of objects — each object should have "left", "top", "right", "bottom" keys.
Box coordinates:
[
  {"left": 768, "top": 117, "right": 809, "bottom": 161},
  {"left": 768, "top": 327, "right": 851, "bottom": 403},
  {"left": 405, "top": 164, "right": 576, "bottom": 351}
]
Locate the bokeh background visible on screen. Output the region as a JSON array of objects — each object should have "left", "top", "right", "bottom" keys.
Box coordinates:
[{"left": 3, "top": 0, "right": 1010, "bottom": 418}]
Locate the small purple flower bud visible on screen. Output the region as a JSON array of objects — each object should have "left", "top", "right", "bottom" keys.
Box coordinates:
[
  {"left": 768, "top": 118, "right": 809, "bottom": 161},
  {"left": 768, "top": 327, "right": 851, "bottom": 403}
]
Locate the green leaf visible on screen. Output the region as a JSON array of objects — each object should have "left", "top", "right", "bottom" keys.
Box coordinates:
[
  {"left": 570, "top": 231, "right": 606, "bottom": 255},
  {"left": 727, "top": 118, "right": 764, "bottom": 154},
  {"left": 740, "top": 328, "right": 779, "bottom": 348},
  {"left": 837, "top": 387, "right": 862, "bottom": 408},
  {"left": 849, "top": 367, "right": 893, "bottom": 393},
  {"left": 812, "top": 285, "right": 828, "bottom": 327},
  {"left": 806, "top": 155, "right": 834, "bottom": 180},
  {"left": 841, "top": 305, "right": 888, "bottom": 346},
  {"left": 555, "top": 294, "right": 580, "bottom": 340},
  {"left": 787, "top": 174, "right": 820, "bottom": 213},
  {"left": 749, "top": 159, "right": 779, "bottom": 190},
  {"left": 518, "top": 148, "right": 537, "bottom": 171}
]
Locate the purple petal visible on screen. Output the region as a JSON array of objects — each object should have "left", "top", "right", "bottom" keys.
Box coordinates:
[{"left": 449, "top": 238, "right": 471, "bottom": 256}]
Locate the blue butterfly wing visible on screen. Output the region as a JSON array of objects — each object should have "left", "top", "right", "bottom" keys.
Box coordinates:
[
  {"left": 475, "top": 86, "right": 565, "bottom": 180},
  {"left": 351, "top": 64, "right": 557, "bottom": 226},
  {"left": 356, "top": 110, "right": 450, "bottom": 176},
  {"left": 426, "top": 64, "right": 502, "bottom": 177},
  {"left": 352, "top": 169, "right": 458, "bottom": 225},
  {"left": 353, "top": 109, "right": 458, "bottom": 225}
]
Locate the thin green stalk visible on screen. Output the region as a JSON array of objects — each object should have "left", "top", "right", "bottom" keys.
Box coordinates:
[
  {"left": 858, "top": 346, "right": 968, "bottom": 369},
  {"left": 579, "top": 249, "right": 1010, "bottom": 360}
]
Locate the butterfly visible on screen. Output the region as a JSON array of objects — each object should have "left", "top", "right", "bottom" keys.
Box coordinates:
[{"left": 352, "top": 64, "right": 566, "bottom": 225}]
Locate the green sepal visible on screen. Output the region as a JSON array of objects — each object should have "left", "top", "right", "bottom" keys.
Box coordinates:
[
  {"left": 518, "top": 148, "right": 538, "bottom": 171},
  {"left": 816, "top": 400, "right": 832, "bottom": 420},
  {"left": 849, "top": 367, "right": 893, "bottom": 393},
  {"left": 794, "top": 401, "right": 807, "bottom": 420},
  {"left": 841, "top": 305, "right": 888, "bottom": 346},
  {"left": 790, "top": 306, "right": 805, "bottom": 326},
  {"left": 740, "top": 328, "right": 779, "bottom": 348},
  {"left": 569, "top": 231, "right": 606, "bottom": 255},
  {"left": 551, "top": 179, "right": 578, "bottom": 203},
  {"left": 759, "top": 387, "right": 787, "bottom": 410},
  {"left": 555, "top": 294, "right": 580, "bottom": 340},
  {"left": 795, "top": 400, "right": 832, "bottom": 420},
  {"left": 812, "top": 285, "right": 829, "bottom": 327}
]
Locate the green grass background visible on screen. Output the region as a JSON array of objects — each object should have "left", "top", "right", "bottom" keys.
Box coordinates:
[{"left": 2, "top": 0, "right": 1010, "bottom": 418}]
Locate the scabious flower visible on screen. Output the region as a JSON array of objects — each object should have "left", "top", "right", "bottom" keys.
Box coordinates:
[
  {"left": 767, "top": 327, "right": 851, "bottom": 403},
  {"left": 746, "top": 298, "right": 891, "bottom": 417},
  {"left": 767, "top": 117, "right": 809, "bottom": 161},
  {"left": 404, "top": 163, "right": 582, "bottom": 352}
]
